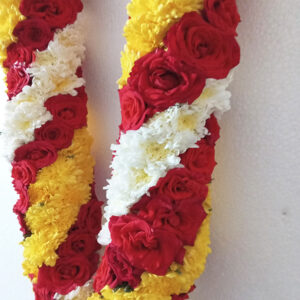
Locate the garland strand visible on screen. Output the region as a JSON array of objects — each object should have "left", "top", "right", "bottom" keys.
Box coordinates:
[
  {"left": 91, "top": 0, "right": 240, "bottom": 299},
  {"left": 0, "top": 1, "right": 103, "bottom": 298}
]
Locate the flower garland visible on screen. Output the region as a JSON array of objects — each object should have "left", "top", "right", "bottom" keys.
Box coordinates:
[
  {"left": 90, "top": 0, "right": 240, "bottom": 299},
  {"left": 1, "top": 0, "right": 241, "bottom": 299},
  {"left": 0, "top": 1, "right": 103, "bottom": 299}
]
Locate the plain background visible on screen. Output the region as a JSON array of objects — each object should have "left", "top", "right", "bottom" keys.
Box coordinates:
[{"left": 0, "top": 0, "right": 300, "bottom": 299}]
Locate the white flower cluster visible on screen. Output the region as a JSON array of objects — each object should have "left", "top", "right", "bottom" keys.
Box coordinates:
[
  {"left": 98, "top": 73, "right": 233, "bottom": 245},
  {"left": 0, "top": 13, "right": 86, "bottom": 161}
]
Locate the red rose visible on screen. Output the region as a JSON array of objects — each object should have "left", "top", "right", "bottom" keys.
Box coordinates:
[
  {"left": 76, "top": 67, "right": 83, "bottom": 78},
  {"left": 37, "top": 254, "right": 98, "bottom": 295},
  {"left": 3, "top": 42, "right": 35, "bottom": 69},
  {"left": 164, "top": 12, "right": 240, "bottom": 79},
  {"left": 156, "top": 168, "right": 209, "bottom": 201},
  {"left": 13, "top": 183, "right": 30, "bottom": 214},
  {"left": 12, "top": 192, "right": 31, "bottom": 234},
  {"left": 33, "top": 285, "right": 55, "bottom": 300},
  {"left": 34, "top": 120, "right": 74, "bottom": 150},
  {"left": 106, "top": 245, "right": 143, "bottom": 289},
  {"left": 76, "top": 86, "right": 88, "bottom": 104},
  {"left": 203, "top": 0, "right": 241, "bottom": 35},
  {"left": 15, "top": 211, "right": 30, "bottom": 235},
  {"left": 93, "top": 251, "right": 115, "bottom": 292},
  {"left": 58, "top": 230, "right": 100, "bottom": 257},
  {"left": 20, "top": 0, "right": 83, "bottom": 29},
  {"left": 12, "top": 160, "right": 37, "bottom": 186},
  {"left": 180, "top": 139, "right": 216, "bottom": 180},
  {"left": 94, "top": 244, "right": 143, "bottom": 292},
  {"left": 13, "top": 18, "right": 54, "bottom": 51},
  {"left": 109, "top": 214, "right": 183, "bottom": 276},
  {"left": 119, "top": 85, "right": 153, "bottom": 132},
  {"left": 172, "top": 294, "right": 189, "bottom": 300},
  {"left": 205, "top": 114, "right": 220, "bottom": 146},
  {"left": 134, "top": 194, "right": 207, "bottom": 246},
  {"left": 6, "top": 66, "right": 31, "bottom": 99},
  {"left": 14, "top": 141, "right": 57, "bottom": 170},
  {"left": 76, "top": 194, "right": 103, "bottom": 234},
  {"left": 45, "top": 94, "right": 87, "bottom": 129},
  {"left": 128, "top": 49, "right": 205, "bottom": 111}
]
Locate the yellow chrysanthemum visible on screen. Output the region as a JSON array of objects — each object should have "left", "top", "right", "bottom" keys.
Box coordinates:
[
  {"left": 118, "top": 45, "right": 140, "bottom": 88},
  {"left": 22, "top": 128, "right": 95, "bottom": 277},
  {"left": 0, "top": 0, "right": 24, "bottom": 64},
  {"left": 99, "top": 190, "right": 211, "bottom": 299},
  {"left": 127, "top": 0, "right": 203, "bottom": 18}
]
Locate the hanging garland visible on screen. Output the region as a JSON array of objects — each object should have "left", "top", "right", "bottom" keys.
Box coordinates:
[
  {"left": 0, "top": 0, "right": 103, "bottom": 299},
  {"left": 1, "top": 0, "right": 241, "bottom": 299},
  {"left": 91, "top": 0, "right": 240, "bottom": 299}
]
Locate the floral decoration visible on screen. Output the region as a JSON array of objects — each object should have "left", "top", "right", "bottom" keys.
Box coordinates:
[
  {"left": 0, "top": 0, "right": 103, "bottom": 299},
  {"left": 1, "top": 0, "right": 241, "bottom": 299},
  {"left": 93, "top": 0, "right": 240, "bottom": 299}
]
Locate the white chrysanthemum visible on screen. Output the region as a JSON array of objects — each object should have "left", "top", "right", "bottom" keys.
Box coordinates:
[
  {"left": 1, "top": 13, "right": 86, "bottom": 161},
  {"left": 98, "top": 73, "right": 233, "bottom": 245}
]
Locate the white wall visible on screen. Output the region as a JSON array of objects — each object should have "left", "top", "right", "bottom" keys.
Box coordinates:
[{"left": 0, "top": 0, "right": 299, "bottom": 299}]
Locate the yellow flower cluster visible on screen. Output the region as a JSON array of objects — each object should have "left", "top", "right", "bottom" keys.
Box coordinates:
[
  {"left": 118, "top": 0, "right": 204, "bottom": 87},
  {"left": 0, "top": 0, "right": 24, "bottom": 64},
  {"left": 89, "top": 191, "right": 211, "bottom": 300},
  {"left": 22, "top": 128, "right": 95, "bottom": 278}
]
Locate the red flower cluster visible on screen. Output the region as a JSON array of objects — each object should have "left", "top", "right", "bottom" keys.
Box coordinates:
[
  {"left": 128, "top": 49, "right": 205, "bottom": 110},
  {"left": 12, "top": 160, "right": 37, "bottom": 187},
  {"left": 110, "top": 215, "right": 185, "bottom": 275},
  {"left": 203, "top": 0, "right": 241, "bottom": 35},
  {"left": 14, "top": 141, "right": 57, "bottom": 170},
  {"left": 20, "top": 0, "right": 83, "bottom": 29},
  {"left": 3, "top": 42, "right": 35, "bottom": 69},
  {"left": 13, "top": 180, "right": 30, "bottom": 215},
  {"left": 34, "top": 120, "right": 74, "bottom": 151},
  {"left": 119, "top": 8, "right": 240, "bottom": 132},
  {"left": 4, "top": 0, "right": 83, "bottom": 99},
  {"left": 33, "top": 285, "right": 55, "bottom": 300},
  {"left": 119, "top": 86, "right": 152, "bottom": 132},
  {"left": 45, "top": 91, "right": 88, "bottom": 130},
  {"left": 93, "top": 244, "right": 143, "bottom": 292},
  {"left": 13, "top": 18, "right": 54, "bottom": 51},
  {"left": 132, "top": 192, "right": 207, "bottom": 246},
  {"left": 6, "top": 66, "right": 32, "bottom": 99},
  {"left": 204, "top": 114, "right": 220, "bottom": 146},
  {"left": 164, "top": 12, "right": 240, "bottom": 79},
  {"left": 94, "top": 115, "right": 220, "bottom": 291},
  {"left": 35, "top": 188, "right": 103, "bottom": 296}
]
